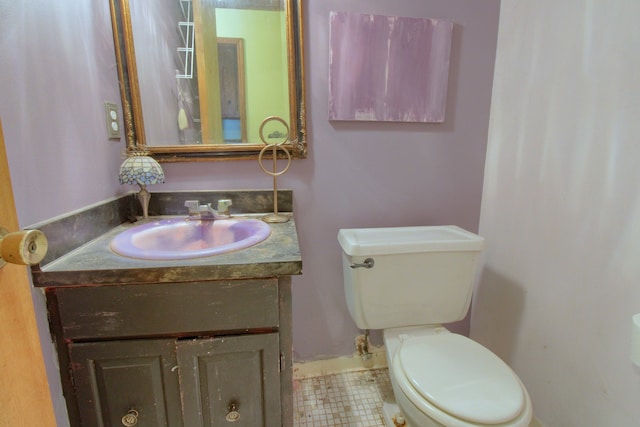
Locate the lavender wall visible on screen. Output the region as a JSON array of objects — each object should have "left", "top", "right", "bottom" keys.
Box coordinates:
[
  {"left": 0, "top": 0, "right": 125, "bottom": 228},
  {"left": 1, "top": 1, "right": 126, "bottom": 423},
  {"left": 158, "top": 0, "right": 500, "bottom": 360},
  {"left": 1, "top": 0, "right": 498, "bottom": 389}
]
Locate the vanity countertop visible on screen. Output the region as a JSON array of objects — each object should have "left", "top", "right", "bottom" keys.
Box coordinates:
[{"left": 29, "top": 191, "right": 302, "bottom": 287}]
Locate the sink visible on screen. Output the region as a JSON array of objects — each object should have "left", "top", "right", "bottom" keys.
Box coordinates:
[{"left": 110, "top": 218, "right": 272, "bottom": 260}]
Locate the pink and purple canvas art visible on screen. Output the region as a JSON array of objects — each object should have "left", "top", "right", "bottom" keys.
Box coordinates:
[{"left": 329, "top": 11, "right": 453, "bottom": 123}]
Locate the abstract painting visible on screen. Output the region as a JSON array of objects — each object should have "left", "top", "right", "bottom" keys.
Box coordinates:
[{"left": 329, "top": 11, "right": 453, "bottom": 123}]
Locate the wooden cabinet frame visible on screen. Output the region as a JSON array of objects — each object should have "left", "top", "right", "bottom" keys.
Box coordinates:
[{"left": 46, "top": 277, "right": 293, "bottom": 427}]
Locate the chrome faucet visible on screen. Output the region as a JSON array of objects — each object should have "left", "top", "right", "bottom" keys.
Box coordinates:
[
  {"left": 184, "top": 200, "right": 200, "bottom": 218},
  {"left": 184, "top": 199, "right": 232, "bottom": 220}
]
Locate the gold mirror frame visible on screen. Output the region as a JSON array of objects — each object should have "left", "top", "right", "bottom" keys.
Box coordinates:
[{"left": 109, "top": 0, "right": 306, "bottom": 162}]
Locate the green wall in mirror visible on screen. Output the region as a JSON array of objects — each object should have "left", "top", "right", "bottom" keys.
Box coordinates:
[{"left": 217, "top": 9, "right": 290, "bottom": 143}]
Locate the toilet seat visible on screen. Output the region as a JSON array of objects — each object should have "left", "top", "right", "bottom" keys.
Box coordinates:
[{"left": 394, "top": 333, "right": 526, "bottom": 425}]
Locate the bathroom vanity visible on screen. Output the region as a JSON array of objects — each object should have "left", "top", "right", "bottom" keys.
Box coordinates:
[{"left": 30, "top": 191, "right": 302, "bottom": 427}]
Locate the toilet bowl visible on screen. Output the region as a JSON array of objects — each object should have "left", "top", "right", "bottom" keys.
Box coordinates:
[
  {"left": 384, "top": 326, "right": 532, "bottom": 427},
  {"left": 338, "top": 226, "right": 533, "bottom": 427}
]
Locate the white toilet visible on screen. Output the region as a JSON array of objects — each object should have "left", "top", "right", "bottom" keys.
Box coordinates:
[{"left": 338, "top": 225, "right": 532, "bottom": 427}]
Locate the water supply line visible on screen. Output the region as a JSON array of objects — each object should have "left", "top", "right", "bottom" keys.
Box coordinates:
[{"left": 356, "top": 330, "right": 373, "bottom": 361}]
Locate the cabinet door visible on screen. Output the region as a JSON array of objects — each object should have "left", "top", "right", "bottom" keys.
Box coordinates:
[
  {"left": 177, "top": 333, "right": 281, "bottom": 427},
  {"left": 69, "top": 339, "right": 183, "bottom": 427}
]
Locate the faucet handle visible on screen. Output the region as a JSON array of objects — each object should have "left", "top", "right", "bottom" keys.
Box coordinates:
[
  {"left": 184, "top": 200, "right": 200, "bottom": 216},
  {"left": 216, "top": 199, "right": 233, "bottom": 215}
]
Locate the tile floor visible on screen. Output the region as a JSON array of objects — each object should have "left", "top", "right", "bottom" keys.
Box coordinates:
[
  {"left": 293, "top": 368, "right": 542, "bottom": 427},
  {"left": 293, "top": 368, "right": 394, "bottom": 427}
]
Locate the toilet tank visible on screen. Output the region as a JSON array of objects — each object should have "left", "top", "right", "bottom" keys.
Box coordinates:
[{"left": 338, "top": 226, "right": 484, "bottom": 330}]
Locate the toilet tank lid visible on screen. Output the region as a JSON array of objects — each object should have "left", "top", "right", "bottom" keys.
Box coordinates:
[{"left": 338, "top": 226, "right": 484, "bottom": 256}]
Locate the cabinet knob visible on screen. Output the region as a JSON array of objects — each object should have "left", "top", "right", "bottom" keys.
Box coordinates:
[
  {"left": 225, "top": 402, "right": 241, "bottom": 422},
  {"left": 121, "top": 409, "right": 139, "bottom": 426}
]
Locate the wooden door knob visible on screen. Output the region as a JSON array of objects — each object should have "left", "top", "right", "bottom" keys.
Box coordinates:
[{"left": 0, "top": 227, "right": 48, "bottom": 268}]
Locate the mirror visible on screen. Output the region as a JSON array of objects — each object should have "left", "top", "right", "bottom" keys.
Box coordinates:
[{"left": 109, "top": 0, "right": 306, "bottom": 161}]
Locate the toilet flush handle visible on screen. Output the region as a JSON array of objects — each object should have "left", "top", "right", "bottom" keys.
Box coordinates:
[{"left": 350, "top": 258, "right": 374, "bottom": 269}]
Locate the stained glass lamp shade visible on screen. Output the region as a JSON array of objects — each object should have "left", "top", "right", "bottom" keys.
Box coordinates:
[{"left": 118, "top": 154, "right": 165, "bottom": 219}]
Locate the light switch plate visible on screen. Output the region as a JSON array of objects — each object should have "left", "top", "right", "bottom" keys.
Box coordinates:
[{"left": 104, "top": 102, "right": 121, "bottom": 139}]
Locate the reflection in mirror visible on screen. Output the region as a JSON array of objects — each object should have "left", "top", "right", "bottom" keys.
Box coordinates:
[
  {"left": 217, "top": 38, "right": 247, "bottom": 143},
  {"left": 110, "top": 0, "right": 306, "bottom": 161},
  {"left": 259, "top": 116, "right": 290, "bottom": 145}
]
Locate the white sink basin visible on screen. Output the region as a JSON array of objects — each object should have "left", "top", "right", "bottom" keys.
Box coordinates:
[{"left": 110, "top": 218, "right": 271, "bottom": 260}]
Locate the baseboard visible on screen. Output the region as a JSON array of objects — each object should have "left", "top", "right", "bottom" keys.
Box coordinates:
[
  {"left": 293, "top": 344, "right": 388, "bottom": 380},
  {"left": 530, "top": 417, "right": 545, "bottom": 427}
]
